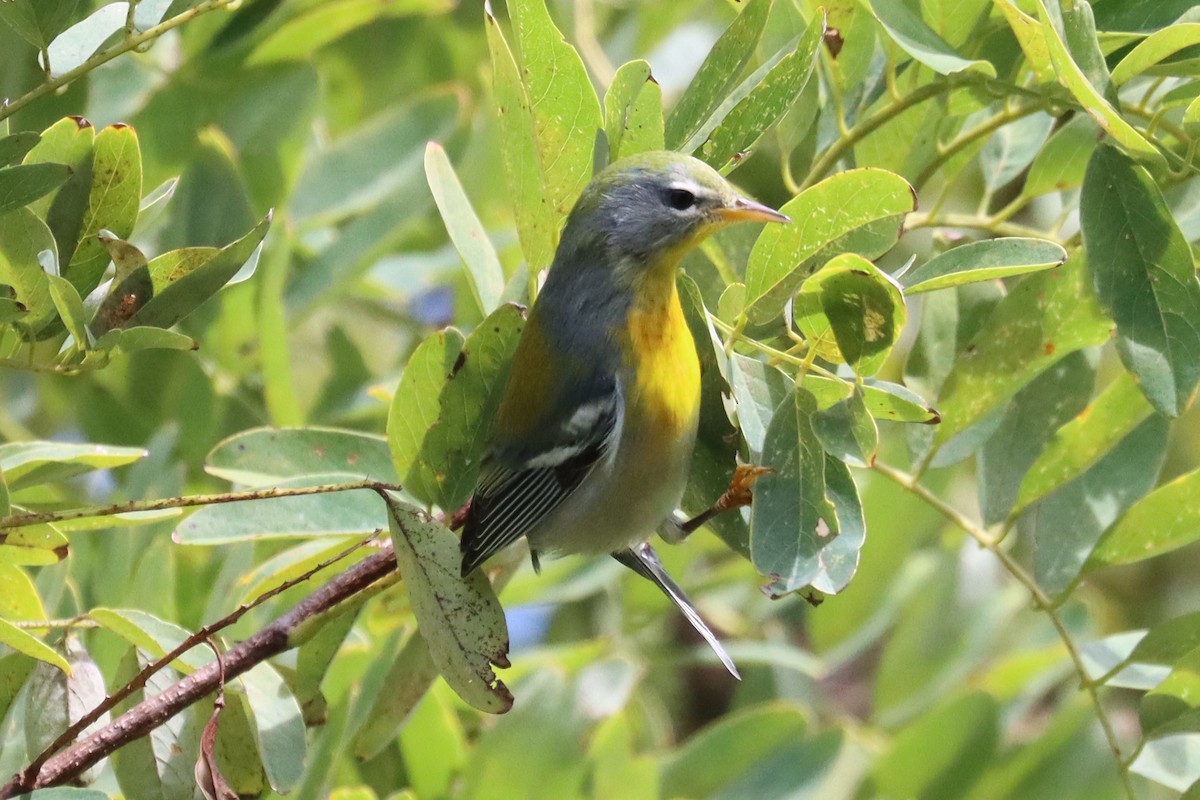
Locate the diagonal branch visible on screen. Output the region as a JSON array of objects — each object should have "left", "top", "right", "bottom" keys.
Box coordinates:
[{"left": 0, "top": 545, "right": 399, "bottom": 799}]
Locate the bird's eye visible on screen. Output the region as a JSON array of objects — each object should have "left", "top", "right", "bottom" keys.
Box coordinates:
[{"left": 667, "top": 188, "right": 696, "bottom": 211}]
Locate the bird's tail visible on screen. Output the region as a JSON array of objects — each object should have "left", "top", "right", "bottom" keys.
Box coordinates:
[{"left": 612, "top": 543, "right": 740, "bottom": 680}]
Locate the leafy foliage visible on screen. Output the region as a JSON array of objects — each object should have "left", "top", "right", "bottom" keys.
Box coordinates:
[{"left": 1, "top": 0, "right": 1200, "bottom": 798}]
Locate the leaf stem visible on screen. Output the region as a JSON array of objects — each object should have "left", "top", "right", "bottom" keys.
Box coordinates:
[
  {"left": 799, "top": 80, "right": 953, "bottom": 190},
  {"left": 870, "top": 460, "right": 1136, "bottom": 798},
  {"left": 905, "top": 211, "right": 1053, "bottom": 240},
  {"left": 915, "top": 102, "right": 1044, "bottom": 190},
  {"left": 0, "top": 0, "right": 241, "bottom": 124},
  {"left": 0, "top": 480, "right": 403, "bottom": 530}
]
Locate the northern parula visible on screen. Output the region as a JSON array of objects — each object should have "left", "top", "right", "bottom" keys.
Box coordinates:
[{"left": 459, "top": 151, "right": 789, "bottom": 676}]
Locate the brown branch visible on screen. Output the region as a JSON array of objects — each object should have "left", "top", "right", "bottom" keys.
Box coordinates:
[
  {"left": 14, "top": 531, "right": 384, "bottom": 787},
  {"left": 0, "top": 545, "right": 399, "bottom": 798}
]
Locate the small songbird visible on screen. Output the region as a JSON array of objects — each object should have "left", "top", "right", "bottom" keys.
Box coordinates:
[{"left": 459, "top": 151, "right": 789, "bottom": 677}]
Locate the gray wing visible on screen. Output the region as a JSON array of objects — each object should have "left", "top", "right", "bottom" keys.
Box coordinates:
[
  {"left": 460, "top": 387, "right": 620, "bottom": 576},
  {"left": 613, "top": 543, "right": 740, "bottom": 679}
]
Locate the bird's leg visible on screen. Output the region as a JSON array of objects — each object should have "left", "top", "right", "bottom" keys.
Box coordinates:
[
  {"left": 446, "top": 500, "right": 472, "bottom": 531},
  {"left": 661, "top": 464, "right": 772, "bottom": 543}
]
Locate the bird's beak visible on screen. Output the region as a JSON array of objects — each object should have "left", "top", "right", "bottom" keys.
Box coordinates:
[{"left": 714, "top": 196, "right": 791, "bottom": 224}]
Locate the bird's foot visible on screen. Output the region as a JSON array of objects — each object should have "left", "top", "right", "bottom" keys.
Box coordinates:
[{"left": 713, "top": 464, "right": 772, "bottom": 513}]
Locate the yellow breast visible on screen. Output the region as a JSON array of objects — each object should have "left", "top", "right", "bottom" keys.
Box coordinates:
[{"left": 622, "top": 281, "right": 701, "bottom": 433}]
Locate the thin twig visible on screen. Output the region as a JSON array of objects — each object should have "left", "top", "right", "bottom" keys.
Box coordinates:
[
  {"left": 869, "top": 460, "right": 1136, "bottom": 798},
  {"left": 0, "top": 0, "right": 240, "bottom": 124},
  {"left": 15, "top": 531, "right": 383, "bottom": 788},
  {"left": 0, "top": 480, "right": 401, "bottom": 530},
  {"left": 0, "top": 544, "right": 399, "bottom": 798}
]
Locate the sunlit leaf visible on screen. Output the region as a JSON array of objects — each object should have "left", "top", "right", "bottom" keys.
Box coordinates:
[
  {"left": 89, "top": 607, "right": 212, "bottom": 671},
  {"left": 0, "top": 208, "right": 57, "bottom": 333},
  {"left": 240, "top": 662, "right": 306, "bottom": 793},
  {"left": 1022, "top": 115, "right": 1098, "bottom": 198},
  {"left": 207, "top": 427, "right": 395, "bottom": 487},
  {"left": 902, "top": 238, "right": 1066, "bottom": 295},
  {"left": 666, "top": 0, "right": 772, "bottom": 150},
  {"left": 1090, "top": 466, "right": 1200, "bottom": 569},
  {"left": 65, "top": 123, "right": 141, "bottom": 296},
  {"left": 425, "top": 142, "right": 505, "bottom": 316},
  {"left": 1111, "top": 23, "right": 1200, "bottom": 84},
  {"left": 0, "top": 619, "right": 70, "bottom": 673},
  {"left": 603, "top": 60, "right": 665, "bottom": 161},
  {"left": 0, "top": 440, "right": 145, "bottom": 489},
  {"left": 383, "top": 493, "right": 512, "bottom": 713},
  {"left": 745, "top": 168, "right": 914, "bottom": 322}
]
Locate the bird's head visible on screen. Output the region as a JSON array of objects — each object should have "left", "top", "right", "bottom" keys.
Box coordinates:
[{"left": 561, "top": 151, "right": 790, "bottom": 273}]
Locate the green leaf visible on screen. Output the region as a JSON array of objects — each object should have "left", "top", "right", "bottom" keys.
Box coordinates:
[
  {"left": 794, "top": 253, "right": 907, "bottom": 376},
  {"left": 1133, "top": 613, "right": 1200, "bottom": 667},
  {"left": 933, "top": 253, "right": 1111, "bottom": 445},
  {"left": 0, "top": 524, "right": 69, "bottom": 567},
  {"left": 352, "top": 631, "right": 439, "bottom": 760},
  {"left": 708, "top": 732, "right": 842, "bottom": 799},
  {"left": 0, "top": 163, "right": 73, "bottom": 214},
  {"left": 172, "top": 476, "right": 386, "bottom": 543},
  {"left": 1141, "top": 647, "right": 1200, "bottom": 737},
  {"left": 424, "top": 142, "right": 505, "bottom": 316},
  {"left": 977, "top": 351, "right": 1096, "bottom": 525},
  {"left": 1130, "top": 734, "right": 1200, "bottom": 793},
  {"left": 290, "top": 91, "right": 459, "bottom": 224},
  {"left": 901, "top": 238, "right": 1067, "bottom": 295},
  {"left": 0, "top": 563, "right": 46, "bottom": 620},
  {"left": 869, "top": 0, "right": 996, "bottom": 77},
  {"left": 207, "top": 427, "right": 396, "bottom": 486},
  {"left": 660, "top": 704, "right": 807, "bottom": 798},
  {"left": 868, "top": 693, "right": 998, "bottom": 798},
  {"left": 109, "top": 648, "right": 199, "bottom": 800},
  {"left": 24, "top": 637, "right": 109, "bottom": 783},
  {"left": 0, "top": 618, "right": 69, "bottom": 673},
  {"left": 0, "top": 440, "right": 146, "bottom": 490},
  {"left": 0, "top": 133, "right": 40, "bottom": 169},
  {"left": 677, "top": 275, "right": 744, "bottom": 552},
  {"left": 90, "top": 262, "right": 154, "bottom": 336},
  {"left": 812, "top": 387, "right": 878, "bottom": 466},
  {"left": 751, "top": 387, "right": 838, "bottom": 593},
  {"left": 65, "top": 123, "right": 142, "bottom": 296},
  {"left": 240, "top": 662, "right": 306, "bottom": 793},
  {"left": 1013, "top": 371, "right": 1154, "bottom": 514},
  {"left": 382, "top": 493, "right": 512, "bottom": 713},
  {"left": 603, "top": 60, "right": 665, "bottom": 162},
  {"left": 1033, "top": 0, "right": 1166, "bottom": 169},
  {"left": 979, "top": 112, "right": 1055, "bottom": 193},
  {"left": 666, "top": 0, "right": 773, "bottom": 150},
  {"left": 506, "top": 0, "right": 603, "bottom": 256},
  {"left": 388, "top": 305, "right": 524, "bottom": 511},
  {"left": 145, "top": 246, "right": 219, "bottom": 291},
  {"left": 729, "top": 353, "right": 791, "bottom": 459},
  {"left": 0, "top": 653, "right": 35, "bottom": 728},
  {"left": 45, "top": 273, "right": 88, "bottom": 348},
  {"left": 995, "top": 0, "right": 1057, "bottom": 83},
  {"left": 0, "top": 208, "right": 56, "bottom": 333},
  {"left": 90, "top": 326, "right": 197, "bottom": 355},
  {"left": 1022, "top": 115, "right": 1098, "bottom": 198},
  {"left": 1081, "top": 144, "right": 1200, "bottom": 417},
  {"left": 126, "top": 213, "right": 271, "bottom": 330},
  {"left": 698, "top": 17, "right": 823, "bottom": 171},
  {"left": 486, "top": 9, "right": 557, "bottom": 274},
  {"left": 248, "top": 0, "right": 453, "bottom": 65},
  {"left": 1029, "top": 414, "right": 1167, "bottom": 597},
  {"left": 44, "top": 2, "right": 128, "bottom": 77},
  {"left": 1090, "top": 466, "right": 1200, "bottom": 569},
  {"left": 89, "top": 607, "right": 213, "bottom": 671},
  {"left": 745, "top": 168, "right": 914, "bottom": 322},
  {"left": 1111, "top": 24, "right": 1200, "bottom": 84}
]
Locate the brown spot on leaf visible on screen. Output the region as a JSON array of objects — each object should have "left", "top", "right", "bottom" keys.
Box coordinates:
[
  {"left": 1044, "top": 342, "right": 1056, "bottom": 355},
  {"left": 824, "top": 27, "right": 844, "bottom": 57},
  {"left": 68, "top": 115, "right": 92, "bottom": 129},
  {"left": 451, "top": 350, "right": 467, "bottom": 376}
]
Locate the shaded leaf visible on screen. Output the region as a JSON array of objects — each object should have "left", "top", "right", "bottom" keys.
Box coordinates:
[
  {"left": 0, "top": 133, "right": 41, "bottom": 169},
  {"left": 979, "top": 112, "right": 1055, "bottom": 193},
  {"left": 44, "top": 2, "right": 128, "bottom": 77},
  {"left": 383, "top": 493, "right": 512, "bottom": 713},
  {"left": 1022, "top": 114, "right": 1098, "bottom": 198},
  {"left": 869, "top": 0, "right": 996, "bottom": 77},
  {"left": 352, "top": 631, "right": 439, "bottom": 760},
  {"left": 0, "top": 207, "right": 57, "bottom": 334},
  {"left": 240, "top": 662, "right": 306, "bottom": 793},
  {"left": 0, "top": 163, "right": 73, "bottom": 215},
  {"left": 248, "top": 0, "right": 453, "bottom": 64},
  {"left": 794, "top": 253, "right": 906, "bottom": 375},
  {"left": 207, "top": 427, "right": 395, "bottom": 486},
  {"left": 1028, "top": 414, "right": 1167, "bottom": 596},
  {"left": 1141, "top": 647, "right": 1200, "bottom": 737},
  {"left": 812, "top": 387, "right": 878, "bottom": 466},
  {"left": 24, "top": 637, "right": 108, "bottom": 782},
  {"left": 89, "top": 607, "right": 212, "bottom": 671},
  {"left": 126, "top": 213, "right": 271, "bottom": 329},
  {"left": 0, "top": 440, "right": 145, "bottom": 490},
  {"left": 1081, "top": 144, "right": 1200, "bottom": 417}
]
